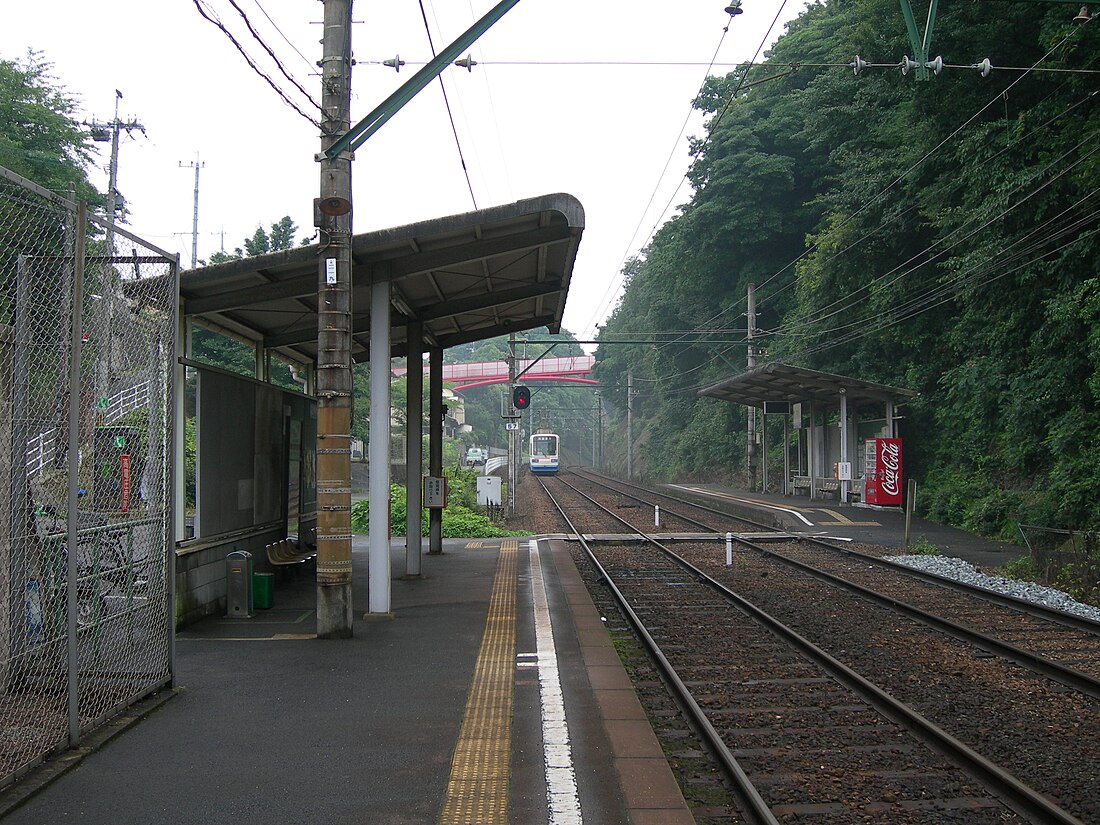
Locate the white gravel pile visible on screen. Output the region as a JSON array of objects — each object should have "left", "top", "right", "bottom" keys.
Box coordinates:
[{"left": 885, "top": 554, "right": 1100, "bottom": 623}]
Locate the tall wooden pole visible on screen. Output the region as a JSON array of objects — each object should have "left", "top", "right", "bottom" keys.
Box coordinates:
[{"left": 315, "top": 0, "right": 354, "bottom": 637}]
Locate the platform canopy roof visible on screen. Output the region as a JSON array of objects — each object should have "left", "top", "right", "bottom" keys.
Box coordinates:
[
  {"left": 159, "top": 193, "right": 584, "bottom": 364},
  {"left": 699, "top": 362, "right": 917, "bottom": 409}
]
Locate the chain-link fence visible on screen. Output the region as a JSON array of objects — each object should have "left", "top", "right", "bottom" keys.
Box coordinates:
[
  {"left": 1018, "top": 523, "right": 1100, "bottom": 605},
  {"left": 0, "top": 166, "right": 177, "bottom": 786}
]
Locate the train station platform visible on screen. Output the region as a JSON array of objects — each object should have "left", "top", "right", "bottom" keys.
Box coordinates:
[
  {"left": 664, "top": 483, "right": 1023, "bottom": 570},
  {"left": 0, "top": 537, "right": 692, "bottom": 825}
]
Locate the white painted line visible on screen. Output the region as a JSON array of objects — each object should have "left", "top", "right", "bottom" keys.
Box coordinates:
[
  {"left": 669, "top": 485, "right": 816, "bottom": 526},
  {"left": 529, "top": 539, "right": 584, "bottom": 825}
]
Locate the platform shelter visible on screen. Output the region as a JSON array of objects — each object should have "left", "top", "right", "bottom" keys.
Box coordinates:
[
  {"left": 699, "top": 362, "right": 917, "bottom": 504},
  {"left": 141, "top": 193, "right": 584, "bottom": 625}
]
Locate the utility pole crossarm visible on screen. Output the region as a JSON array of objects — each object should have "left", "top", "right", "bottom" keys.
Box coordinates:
[{"left": 320, "top": 0, "right": 523, "bottom": 160}]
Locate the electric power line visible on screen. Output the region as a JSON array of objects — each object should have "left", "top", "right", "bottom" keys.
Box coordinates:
[
  {"left": 227, "top": 0, "right": 322, "bottom": 110},
  {"left": 251, "top": 0, "right": 317, "bottom": 74},
  {"left": 588, "top": 1, "right": 792, "bottom": 343},
  {"left": 192, "top": 0, "right": 321, "bottom": 128},
  {"left": 581, "top": 9, "right": 753, "bottom": 338}
]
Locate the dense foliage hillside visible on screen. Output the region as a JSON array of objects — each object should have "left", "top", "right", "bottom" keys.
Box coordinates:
[{"left": 595, "top": 0, "right": 1100, "bottom": 537}]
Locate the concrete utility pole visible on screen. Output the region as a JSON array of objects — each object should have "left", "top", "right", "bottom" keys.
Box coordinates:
[
  {"left": 85, "top": 92, "right": 142, "bottom": 414},
  {"left": 595, "top": 391, "right": 603, "bottom": 469},
  {"left": 179, "top": 155, "right": 204, "bottom": 268},
  {"left": 314, "top": 0, "right": 355, "bottom": 637},
  {"left": 746, "top": 282, "right": 757, "bottom": 491},
  {"left": 88, "top": 90, "right": 144, "bottom": 252}
]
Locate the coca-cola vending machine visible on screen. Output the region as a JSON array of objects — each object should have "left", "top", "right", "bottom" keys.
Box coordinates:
[{"left": 864, "top": 437, "right": 903, "bottom": 506}]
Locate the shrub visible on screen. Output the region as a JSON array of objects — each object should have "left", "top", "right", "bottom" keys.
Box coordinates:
[
  {"left": 907, "top": 536, "right": 940, "bottom": 556},
  {"left": 351, "top": 476, "right": 528, "bottom": 538},
  {"left": 999, "top": 554, "right": 1038, "bottom": 582}
]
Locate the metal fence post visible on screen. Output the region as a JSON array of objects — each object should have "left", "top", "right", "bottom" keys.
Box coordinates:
[{"left": 65, "top": 201, "right": 87, "bottom": 745}]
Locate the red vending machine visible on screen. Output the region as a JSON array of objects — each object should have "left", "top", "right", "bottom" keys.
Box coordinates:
[{"left": 864, "top": 437, "right": 903, "bottom": 506}]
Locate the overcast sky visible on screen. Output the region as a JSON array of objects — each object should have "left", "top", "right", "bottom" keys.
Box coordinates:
[{"left": 1, "top": 0, "right": 807, "bottom": 341}]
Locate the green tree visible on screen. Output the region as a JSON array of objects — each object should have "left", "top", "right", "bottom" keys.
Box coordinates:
[
  {"left": 194, "top": 216, "right": 307, "bottom": 390},
  {"left": 592, "top": 0, "right": 1100, "bottom": 535},
  {"left": 206, "top": 216, "right": 302, "bottom": 264},
  {"left": 0, "top": 51, "right": 99, "bottom": 200}
]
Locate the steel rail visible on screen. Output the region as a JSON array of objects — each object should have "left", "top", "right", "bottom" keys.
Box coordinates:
[
  {"left": 568, "top": 468, "right": 1100, "bottom": 701},
  {"left": 536, "top": 477, "right": 780, "bottom": 825},
  {"left": 573, "top": 467, "right": 1100, "bottom": 635},
  {"left": 551, "top": 474, "right": 1086, "bottom": 825}
]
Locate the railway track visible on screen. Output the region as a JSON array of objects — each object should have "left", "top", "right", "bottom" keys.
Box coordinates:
[
  {"left": 530, "top": 472, "right": 1096, "bottom": 824},
  {"left": 569, "top": 468, "right": 1100, "bottom": 689}
]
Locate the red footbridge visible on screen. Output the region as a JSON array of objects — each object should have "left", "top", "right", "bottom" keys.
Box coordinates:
[{"left": 393, "top": 355, "right": 595, "bottom": 391}]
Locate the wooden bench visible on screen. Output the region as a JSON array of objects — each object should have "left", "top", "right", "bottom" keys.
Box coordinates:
[
  {"left": 790, "top": 476, "right": 840, "bottom": 497},
  {"left": 265, "top": 538, "right": 316, "bottom": 567}
]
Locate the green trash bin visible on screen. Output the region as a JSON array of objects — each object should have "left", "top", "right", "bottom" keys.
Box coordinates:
[{"left": 252, "top": 572, "right": 274, "bottom": 609}]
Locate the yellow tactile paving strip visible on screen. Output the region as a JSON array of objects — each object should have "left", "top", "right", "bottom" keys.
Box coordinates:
[{"left": 438, "top": 539, "right": 517, "bottom": 825}]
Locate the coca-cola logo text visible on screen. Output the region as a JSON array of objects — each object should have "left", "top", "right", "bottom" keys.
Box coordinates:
[{"left": 879, "top": 440, "right": 901, "bottom": 497}]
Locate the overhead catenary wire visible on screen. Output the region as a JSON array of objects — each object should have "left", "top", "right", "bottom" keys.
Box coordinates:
[
  {"left": 630, "top": 2, "right": 793, "bottom": 348},
  {"left": 767, "top": 174, "right": 1100, "bottom": 349},
  {"left": 579, "top": 20, "right": 736, "bottom": 340},
  {"left": 417, "top": 0, "right": 478, "bottom": 209},
  {"left": 361, "top": 58, "right": 1100, "bottom": 75},
  {"left": 455, "top": 0, "right": 514, "bottom": 201},
  {"left": 629, "top": 35, "right": 1099, "bottom": 395},
  {"left": 757, "top": 69, "right": 1100, "bottom": 316},
  {"left": 649, "top": 214, "right": 1100, "bottom": 393},
  {"left": 785, "top": 223, "right": 1100, "bottom": 363},
  {"left": 684, "top": 21, "right": 1092, "bottom": 346},
  {"left": 633, "top": 223, "right": 1096, "bottom": 389},
  {"left": 770, "top": 125, "right": 1100, "bottom": 337},
  {"left": 584, "top": 2, "right": 791, "bottom": 340},
  {"left": 754, "top": 81, "right": 1100, "bottom": 318},
  {"left": 749, "top": 24, "right": 1089, "bottom": 299}
]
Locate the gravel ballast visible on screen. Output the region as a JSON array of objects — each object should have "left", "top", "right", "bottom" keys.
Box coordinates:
[{"left": 885, "top": 554, "right": 1100, "bottom": 622}]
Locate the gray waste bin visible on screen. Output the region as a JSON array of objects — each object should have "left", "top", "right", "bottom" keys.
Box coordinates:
[{"left": 226, "top": 550, "right": 253, "bottom": 617}]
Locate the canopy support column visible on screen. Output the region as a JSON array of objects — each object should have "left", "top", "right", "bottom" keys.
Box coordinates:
[
  {"left": 405, "top": 322, "right": 423, "bottom": 576},
  {"left": 782, "top": 415, "right": 790, "bottom": 496},
  {"left": 428, "top": 346, "right": 443, "bottom": 555},
  {"left": 368, "top": 278, "right": 392, "bottom": 613},
  {"left": 839, "top": 391, "right": 849, "bottom": 504},
  {"left": 808, "top": 402, "right": 817, "bottom": 501},
  {"left": 761, "top": 409, "right": 769, "bottom": 493}
]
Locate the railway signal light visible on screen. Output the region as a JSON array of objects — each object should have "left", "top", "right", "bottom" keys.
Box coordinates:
[{"left": 512, "top": 385, "right": 531, "bottom": 410}]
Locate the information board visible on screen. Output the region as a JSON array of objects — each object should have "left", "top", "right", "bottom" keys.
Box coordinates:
[{"left": 424, "top": 476, "right": 448, "bottom": 509}]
